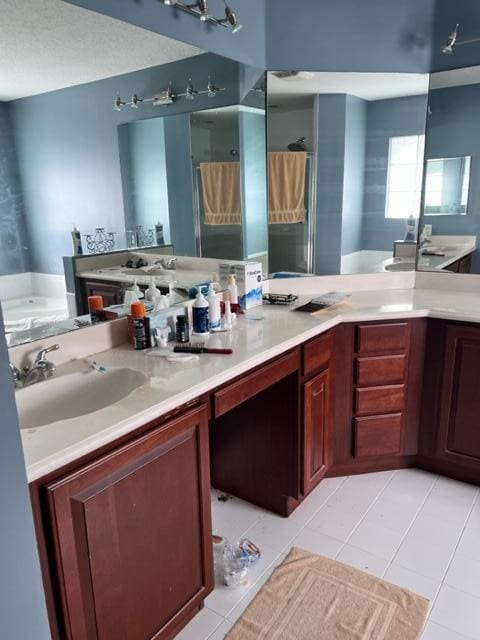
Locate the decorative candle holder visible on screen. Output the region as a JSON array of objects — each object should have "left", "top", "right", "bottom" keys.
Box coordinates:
[
  {"left": 84, "top": 228, "right": 116, "bottom": 254},
  {"left": 135, "top": 225, "right": 154, "bottom": 247}
]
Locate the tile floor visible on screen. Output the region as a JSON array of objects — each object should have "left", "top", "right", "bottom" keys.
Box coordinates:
[{"left": 176, "top": 469, "right": 480, "bottom": 640}]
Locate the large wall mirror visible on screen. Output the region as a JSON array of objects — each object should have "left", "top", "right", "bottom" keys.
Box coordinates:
[
  {"left": 417, "top": 66, "right": 480, "bottom": 274},
  {"left": 0, "top": 0, "right": 266, "bottom": 347},
  {"left": 267, "top": 71, "right": 429, "bottom": 276}
]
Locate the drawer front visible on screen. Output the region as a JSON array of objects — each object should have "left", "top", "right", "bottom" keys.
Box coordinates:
[
  {"left": 356, "top": 355, "right": 406, "bottom": 387},
  {"left": 213, "top": 350, "right": 300, "bottom": 418},
  {"left": 303, "top": 331, "right": 332, "bottom": 377},
  {"left": 354, "top": 414, "right": 403, "bottom": 457},
  {"left": 355, "top": 385, "right": 405, "bottom": 416},
  {"left": 356, "top": 322, "right": 408, "bottom": 354}
]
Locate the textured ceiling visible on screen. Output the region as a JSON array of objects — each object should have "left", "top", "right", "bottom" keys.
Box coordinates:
[
  {"left": 268, "top": 72, "right": 429, "bottom": 103},
  {"left": 0, "top": 0, "right": 204, "bottom": 101}
]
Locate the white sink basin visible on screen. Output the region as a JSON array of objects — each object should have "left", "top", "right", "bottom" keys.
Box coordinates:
[
  {"left": 16, "top": 367, "right": 147, "bottom": 429},
  {"left": 385, "top": 261, "right": 415, "bottom": 272},
  {"left": 122, "top": 267, "right": 175, "bottom": 280}
]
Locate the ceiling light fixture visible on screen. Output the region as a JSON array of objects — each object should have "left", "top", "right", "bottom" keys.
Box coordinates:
[
  {"left": 161, "top": 0, "right": 241, "bottom": 33},
  {"left": 441, "top": 23, "right": 480, "bottom": 54}
]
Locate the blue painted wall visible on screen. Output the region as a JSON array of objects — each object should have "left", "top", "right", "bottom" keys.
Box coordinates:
[
  {"left": 9, "top": 53, "right": 239, "bottom": 274},
  {"left": 361, "top": 94, "right": 428, "bottom": 251},
  {"left": 0, "top": 318, "right": 51, "bottom": 639},
  {"left": 64, "top": 0, "right": 267, "bottom": 69},
  {"left": 118, "top": 118, "right": 171, "bottom": 242},
  {"left": 315, "top": 95, "right": 347, "bottom": 274},
  {"left": 266, "top": 0, "right": 435, "bottom": 73},
  {"left": 423, "top": 83, "right": 480, "bottom": 271},
  {"left": 341, "top": 96, "right": 367, "bottom": 256},
  {"left": 0, "top": 104, "right": 30, "bottom": 275}
]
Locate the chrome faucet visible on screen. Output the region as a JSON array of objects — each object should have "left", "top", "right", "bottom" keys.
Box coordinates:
[
  {"left": 9, "top": 363, "right": 22, "bottom": 389},
  {"left": 154, "top": 257, "right": 177, "bottom": 270},
  {"left": 11, "top": 344, "right": 60, "bottom": 388}
]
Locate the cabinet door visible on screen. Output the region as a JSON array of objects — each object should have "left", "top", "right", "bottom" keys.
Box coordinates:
[
  {"left": 303, "top": 368, "right": 331, "bottom": 495},
  {"left": 45, "top": 406, "right": 213, "bottom": 640},
  {"left": 84, "top": 280, "right": 125, "bottom": 308},
  {"left": 437, "top": 326, "right": 480, "bottom": 465}
]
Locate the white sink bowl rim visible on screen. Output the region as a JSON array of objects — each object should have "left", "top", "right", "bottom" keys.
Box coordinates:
[{"left": 16, "top": 367, "right": 146, "bottom": 429}]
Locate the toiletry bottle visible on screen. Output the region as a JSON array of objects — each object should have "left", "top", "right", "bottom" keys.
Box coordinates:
[
  {"left": 208, "top": 284, "right": 221, "bottom": 331},
  {"left": 224, "top": 299, "right": 233, "bottom": 331},
  {"left": 145, "top": 277, "right": 160, "bottom": 302},
  {"left": 192, "top": 289, "right": 209, "bottom": 336},
  {"left": 88, "top": 295, "right": 105, "bottom": 324},
  {"left": 155, "top": 222, "right": 165, "bottom": 245},
  {"left": 71, "top": 226, "right": 83, "bottom": 255},
  {"left": 131, "top": 301, "right": 151, "bottom": 350},
  {"left": 132, "top": 279, "right": 145, "bottom": 299},
  {"left": 404, "top": 215, "right": 417, "bottom": 242},
  {"left": 228, "top": 274, "right": 238, "bottom": 305},
  {"left": 176, "top": 315, "right": 190, "bottom": 343}
]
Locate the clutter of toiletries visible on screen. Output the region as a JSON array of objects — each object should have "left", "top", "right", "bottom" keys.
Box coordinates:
[{"left": 85, "top": 261, "right": 263, "bottom": 355}]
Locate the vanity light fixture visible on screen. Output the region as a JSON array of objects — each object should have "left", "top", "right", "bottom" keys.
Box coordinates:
[
  {"left": 114, "top": 96, "right": 126, "bottom": 111},
  {"left": 441, "top": 23, "right": 480, "bottom": 54},
  {"left": 185, "top": 81, "right": 198, "bottom": 100},
  {"left": 221, "top": 3, "right": 242, "bottom": 33},
  {"left": 113, "top": 78, "right": 225, "bottom": 110},
  {"left": 160, "top": 0, "right": 241, "bottom": 33},
  {"left": 131, "top": 94, "right": 143, "bottom": 108},
  {"left": 207, "top": 78, "right": 220, "bottom": 97}
]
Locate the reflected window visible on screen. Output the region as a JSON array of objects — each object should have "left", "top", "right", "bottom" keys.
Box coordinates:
[
  {"left": 423, "top": 156, "right": 471, "bottom": 216},
  {"left": 385, "top": 135, "right": 425, "bottom": 219}
]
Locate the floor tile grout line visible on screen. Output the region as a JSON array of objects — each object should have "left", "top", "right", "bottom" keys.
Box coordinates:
[
  {"left": 380, "top": 474, "right": 441, "bottom": 582},
  {"left": 426, "top": 487, "right": 480, "bottom": 616},
  {"left": 202, "top": 477, "right": 478, "bottom": 640},
  {"left": 216, "top": 476, "right": 352, "bottom": 626},
  {"left": 331, "top": 469, "right": 400, "bottom": 561}
]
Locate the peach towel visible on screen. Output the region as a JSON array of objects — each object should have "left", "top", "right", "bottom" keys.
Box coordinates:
[
  {"left": 200, "top": 162, "right": 241, "bottom": 225},
  {"left": 268, "top": 151, "right": 307, "bottom": 224}
]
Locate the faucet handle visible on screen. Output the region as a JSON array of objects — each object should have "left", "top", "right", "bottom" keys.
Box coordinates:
[
  {"left": 35, "top": 344, "right": 60, "bottom": 363},
  {"left": 9, "top": 362, "right": 22, "bottom": 386}
]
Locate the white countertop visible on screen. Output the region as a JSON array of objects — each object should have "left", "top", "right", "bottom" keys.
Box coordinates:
[{"left": 21, "top": 286, "right": 480, "bottom": 482}]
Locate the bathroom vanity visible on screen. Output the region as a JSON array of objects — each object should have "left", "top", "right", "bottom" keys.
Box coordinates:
[{"left": 16, "top": 283, "right": 480, "bottom": 640}]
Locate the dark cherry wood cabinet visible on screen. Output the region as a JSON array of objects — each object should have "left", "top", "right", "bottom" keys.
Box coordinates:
[
  {"left": 210, "top": 349, "right": 301, "bottom": 516},
  {"left": 302, "top": 368, "right": 331, "bottom": 495},
  {"left": 82, "top": 279, "right": 127, "bottom": 312},
  {"left": 444, "top": 252, "right": 474, "bottom": 274},
  {"left": 329, "top": 319, "right": 426, "bottom": 476},
  {"left": 36, "top": 405, "right": 213, "bottom": 640},
  {"left": 419, "top": 321, "right": 480, "bottom": 484}
]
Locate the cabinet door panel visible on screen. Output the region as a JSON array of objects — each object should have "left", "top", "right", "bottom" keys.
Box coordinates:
[
  {"left": 303, "top": 369, "right": 331, "bottom": 495},
  {"left": 46, "top": 406, "right": 213, "bottom": 640},
  {"left": 439, "top": 327, "right": 480, "bottom": 461}
]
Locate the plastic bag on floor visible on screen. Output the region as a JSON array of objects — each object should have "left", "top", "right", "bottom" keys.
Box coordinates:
[{"left": 213, "top": 536, "right": 261, "bottom": 587}]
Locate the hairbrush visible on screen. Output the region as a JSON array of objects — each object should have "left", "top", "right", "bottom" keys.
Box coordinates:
[{"left": 174, "top": 344, "right": 233, "bottom": 355}]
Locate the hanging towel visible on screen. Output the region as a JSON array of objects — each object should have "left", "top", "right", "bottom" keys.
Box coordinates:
[
  {"left": 200, "top": 162, "right": 241, "bottom": 225},
  {"left": 268, "top": 151, "right": 307, "bottom": 224}
]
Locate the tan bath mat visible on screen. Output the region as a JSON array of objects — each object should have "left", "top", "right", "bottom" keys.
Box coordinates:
[{"left": 226, "top": 547, "right": 429, "bottom": 639}]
